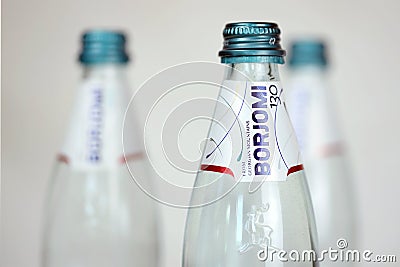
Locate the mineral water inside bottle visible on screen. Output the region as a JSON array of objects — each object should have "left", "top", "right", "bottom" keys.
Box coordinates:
[
  {"left": 183, "top": 22, "right": 318, "bottom": 267},
  {"left": 42, "top": 30, "right": 159, "bottom": 267},
  {"left": 286, "top": 40, "right": 356, "bottom": 264}
]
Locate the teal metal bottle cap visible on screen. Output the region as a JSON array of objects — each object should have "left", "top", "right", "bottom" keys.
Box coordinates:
[
  {"left": 79, "top": 30, "right": 129, "bottom": 65},
  {"left": 288, "top": 40, "right": 327, "bottom": 67},
  {"left": 219, "top": 22, "right": 286, "bottom": 64}
]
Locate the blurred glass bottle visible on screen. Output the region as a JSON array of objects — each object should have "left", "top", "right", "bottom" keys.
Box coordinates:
[
  {"left": 183, "top": 22, "right": 318, "bottom": 266},
  {"left": 42, "top": 30, "right": 159, "bottom": 267},
  {"left": 286, "top": 40, "right": 356, "bottom": 256}
]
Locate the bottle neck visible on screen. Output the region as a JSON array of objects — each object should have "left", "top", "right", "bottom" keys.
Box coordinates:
[
  {"left": 289, "top": 65, "right": 327, "bottom": 82},
  {"left": 82, "top": 63, "right": 128, "bottom": 81},
  {"left": 224, "top": 62, "right": 281, "bottom": 82}
]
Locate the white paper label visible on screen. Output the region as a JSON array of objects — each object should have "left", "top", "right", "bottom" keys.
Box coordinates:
[
  {"left": 59, "top": 80, "right": 142, "bottom": 169},
  {"left": 201, "top": 80, "right": 303, "bottom": 183}
]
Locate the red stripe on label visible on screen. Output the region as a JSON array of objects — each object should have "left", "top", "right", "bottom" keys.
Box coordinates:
[
  {"left": 287, "top": 164, "right": 304, "bottom": 176},
  {"left": 57, "top": 154, "right": 70, "bottom": 164},
  {"left": 200, "top": 164, "right": 235, "bottom": 178},
  {"left": 119, "top": 152, "right": 144, "bottom": 164},
  {"left": 319, "top": 142, "right": 344, "bottom": 158}
]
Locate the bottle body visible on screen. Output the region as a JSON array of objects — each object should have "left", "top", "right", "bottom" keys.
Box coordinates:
[
  {"left": 183, "top": 63, "right": 318, "bottom": 267},
  {"left": 43, "top": 162, "right": 158, "bottom": 267},
  {"left": 42, "top": 65, "right": 159, "bottom": 267},
  {"left": 183, "top": 174, "right": 316, "bottom": 267},
  {"left": 286, "top": 66, "right": 356, "bottom": 256}
]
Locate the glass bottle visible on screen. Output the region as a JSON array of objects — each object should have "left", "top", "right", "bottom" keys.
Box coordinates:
[
  {"left": 286, "top": 40, "right": 356, "bottom": 259},
  {"left": 41, "top": 30, "right": 159, "bottom": 267},
  {"left": 183, "top": 22, "right": 318, "bottom": 267}
]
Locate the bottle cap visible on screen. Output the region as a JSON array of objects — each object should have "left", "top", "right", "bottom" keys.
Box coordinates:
[
  {"left": 79, "top": 30, "right": 129, "bottom": 65},
  {"left": 219, "top": 22, "right": 286, "bottom": 64},
  {"left": 288, "top": 40, "right": 327, "bottom": 67}
]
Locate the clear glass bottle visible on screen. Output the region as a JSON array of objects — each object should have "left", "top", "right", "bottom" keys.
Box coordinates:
[
  {"left": 41, "top": 30, "right": 159, "bottom": 267},
  {"left": 286, "top": 40, "right": 356, "bottom": 259},
  {"left": 183, "top": 22, "right": 318, "bottom": 267}
]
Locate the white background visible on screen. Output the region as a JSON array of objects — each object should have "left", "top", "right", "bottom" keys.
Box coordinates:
[{"left": 2, "top": 0, "right": 400, "bottom": 266}]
